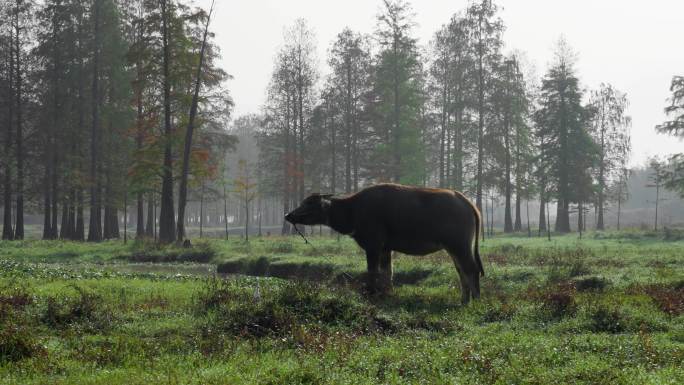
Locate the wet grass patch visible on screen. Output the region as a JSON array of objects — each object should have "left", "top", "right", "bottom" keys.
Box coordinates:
[
  {"left": 40, "top": 285, "right": 116, "bottom": 332},
  {"left": 196, "top": 279, "right": 378, "bottom": 338},
  {"left": 121, "top": 241, "right": 216, "bottom": 263},
  {"left": 630, "top": 282, "right": 684, "bottom": 316},
  {"left": 0, "top": 313, "right": 44, "bottom": 363}
]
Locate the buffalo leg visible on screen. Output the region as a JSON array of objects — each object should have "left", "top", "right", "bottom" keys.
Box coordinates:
[
  {"left": 378, "top": 250, "right": 393, "bottom": 293},
  {"left": 456, "top": 266, "right": 471, "bottom": 305},
  {"left": 447, "top": 246, "right": 478, "bottom": 304},
  {"left": 365, "top": 250, "right": 380, "bottom": 294},
  {"left": 469, "top": 270, "right": 480, "bottom": 299}
]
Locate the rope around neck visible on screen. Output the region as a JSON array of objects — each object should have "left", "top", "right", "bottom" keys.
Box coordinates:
[{"left": 292, "top": 224, "right": 356, "bottom": 282}]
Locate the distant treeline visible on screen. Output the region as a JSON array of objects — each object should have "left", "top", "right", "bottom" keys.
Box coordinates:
[
  {"left": 1, "top": 0, "right": 683, "bottom": 242},
  {"left": 255, "top": 0, "right": 682, "bottom": 235},
  {"left": 0, "top": 0, "right": 234, "bottom": 242}
]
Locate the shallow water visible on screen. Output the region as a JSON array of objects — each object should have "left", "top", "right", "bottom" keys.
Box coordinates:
[{"left": 101, "top": 263, "right": 217, "bottom": 276}]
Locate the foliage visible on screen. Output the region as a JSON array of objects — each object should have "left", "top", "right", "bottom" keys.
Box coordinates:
[{"left": 0, "top": 234, "right": 683, "bottom": 383}]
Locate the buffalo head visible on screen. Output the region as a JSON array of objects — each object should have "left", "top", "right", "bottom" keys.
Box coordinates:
[{"left": 285, "top": 194, "right": 334, "bottom": 225}]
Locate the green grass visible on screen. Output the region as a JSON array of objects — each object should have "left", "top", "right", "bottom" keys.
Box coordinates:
[{"left": 0, "top": 231, "right": 683, "bottom": 384}]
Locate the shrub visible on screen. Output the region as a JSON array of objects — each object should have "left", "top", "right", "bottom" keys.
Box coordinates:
[
  {"left": 124, "top": 241, "right": 216, "bottom": 263},
  {"left": 589, "top": 306, "right": 625, "bottom": 333},
  {"left": 546, "top": 249, "right": 592, "bottom": 283},
  {"left": 542, "top": 289, "right": 577, "bottom": 319},
  {"left": 482, "top": 301, "right": 517, "bottom": 323},
  {"left": 268, "top": 240, "right": 295, "bottom": 254},
  {"left": 640, "top": 283, "right": 684, "bottom": 316},
  {"left": 197, "top": 279, "right": 376, "bottom": 338},
  {"left": 663, "top": 228, "right": 684, "bottom": 241},
  {"left": 0, "top": 312, "right": 43, "bottom": 362},
  {"left": 574, "top": 276, "right": 610, "bottom": 292},
  {"left": 41, "top": 286, "right": 114, "bottom": 331},
  {"left": 528, "top": 282, "right": 577, "bottom": 320},
  {"left": 0, "top": 285, "right": 33, "bottom": 321}
]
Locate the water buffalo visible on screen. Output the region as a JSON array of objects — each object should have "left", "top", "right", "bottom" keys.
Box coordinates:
[{"left": 285, "top": 183, "right": 484, "bottom": 304}]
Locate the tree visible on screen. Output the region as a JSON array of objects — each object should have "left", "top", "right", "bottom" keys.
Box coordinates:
[
  {"left": 489, "top": 55, "right": 529, "bottom": 233},
  {"left": 11, "top": 0, "right": 31, "bottom": 240},
  {"left": 157, "top": 0, "right": 175, "bottom": 244},
  {"left": 588, "top": 83, "right": 631, "bottom": 230},
  {"left": 177, "top": 0, "right": 214, "bottom": 242},
  {"left": 233, "top": 159, "right": 257, "bottom": 242},
  {"left": 464, "top": 0, "right": 503, "bottom": 216},
  {"left": 327, "top": 28, "right": 371, "bottom": 193},
  {"left": 535, "top": 39, "right": 594, "bottom": 233},
  {"left": 427, "top": 14, "right": 474, "bottom": 192},
  {"left": 656, "top": 75, "right": 684, "bottom": 197},
  {"left": 261, "top": 19, "right": 318, "bottom": 235},
  {"left": 87, "top": 0, "right": 103, "bottom": 242},
  {"left": 372, "top": 0, "right": 425, "bottom": 184},
  {"left": 1, "top": 6, "right": 14, "bottom": 240},
  {"left": 611, "top": 167, "right": 631, "bottom": 230},
  {"left": 646, "top": 157, "right": 667, "bottom": 232},
  {"left": 656, "top": 76, "right": 684, "bottom": 138}
]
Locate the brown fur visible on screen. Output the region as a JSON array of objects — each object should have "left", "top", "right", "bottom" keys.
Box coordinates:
[{"left": 285, "top": 183, "right": 484, "bottom": 304}]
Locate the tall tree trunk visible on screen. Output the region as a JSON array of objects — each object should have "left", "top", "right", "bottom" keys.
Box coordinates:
[
  {"left": 13, "top": 2, "right": 24, "bottom": 240},
  {"left": 223, "top": 183, "right": 228, "bottom": 239},
  {"left": 49, "top": 10, "right": 61, "bottom": 241},
  {"left": 298, "top": 74, "right": 305, "bottom": 202},
  {"left": 244, "top": 195, "right": 249, "bottom": 242},
  {"left": 578, "top": 202, "right": 583, "bottom": 239},
  {"left": 330, "top": 103, "right": 336, "bottom": 194},
  {"left": 392, "top": 39, "right": 401, "bottom": 183},
  {"left": 67, "top": 191, "right": 76, "bottom": 239},
  {"left": 177, "top": 0, "right": 214, "bottom": 242},
  {"left": 454, "top": 109, "right": 463, "bottom": 191},
  {"left": 352, "top": 113, "right": 359, "bottom": 192},
  {"left": 74, "top": 9, "right": 86, "bottom": 242},
  {"left": 43, "top": 167, "right": 53, "bottom": 239},
  {"left": 475, "top": 17, "right": 485, "bottom": 228},
  {"left": 514, "top": 128, "right": 522, "bottom": 232},
  {"left": 514, "top": 194, "right": 522, "bottom": 232},
  {"left": 258, "top": 194, "right": 262, "bottom": 237},
  {"left": 2, "top": 26, "right": 14, "bottom": 241},
  {"left": 60, "top": 201, "right": 69, "bottom": 239},
  {"left": 503, "top": 119, "right": 513, "bottom": 233},
  {"left": 526, "top": 199, "right": 531, "bottom": 237},
  {"left": 281, "top": 93, "right": 292, "bottom": 235},
  {"left": 146, "top": 193, "right": 154, "bottom": 237},
  {"left": 654, "top": 181, "right": 660, "bottom": 232},
  {"left": 51, "top": 163, "right": 59, "bottom": 239},
  {"left": 135, "top": 5, "right": 145, "bottom": 239},
  {"left": 75, "top": 189, "right": 85, "bottom": 241},
  {"left": 439, "top": 65, "right": 447, "bottom": 188},
  {"left": 158, "top": 0, "right": 175, "bottom": 244},
  {"left": 199, "top": 182, "right": 205, "bottom": 239},
  {"left": 597, "top": 165, "right": 605, "bottom": 230},
  {"left": 345, "top": 61, "right": 352, "bottom": 194},
  {"left": 136, "top": 193, "right": 145, "bottom": 238},
  {"left": 103, "top": 168, "right": 119, "bottom": 239},
  {"left": 123, "top": 194, "right": 127, "bottom": 243},
  {"left": 596, "top": 121, "right": 606, "bottom": 230},
  {"left": 538, "top": 193, "right": 546, "bottom": 235},
  {"left": 87, "top": 0, "right": 102, "bottom": 242},
  {"left": 617, "top": 194, "right": 622, "bottom": 231}
]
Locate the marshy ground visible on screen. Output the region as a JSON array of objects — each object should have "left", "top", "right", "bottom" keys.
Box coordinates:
[{"left": 1, "top": 230, "right": 683, "bottom": 384}]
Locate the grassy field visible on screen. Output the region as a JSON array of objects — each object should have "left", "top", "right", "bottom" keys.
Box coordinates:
[{"left": 0, "top": 231, "right": 683, "bottom": 384}]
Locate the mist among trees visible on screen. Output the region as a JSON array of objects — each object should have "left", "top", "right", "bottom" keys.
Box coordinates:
[{"left": 1, "top": 0, "right": 682, "bottom": 242}]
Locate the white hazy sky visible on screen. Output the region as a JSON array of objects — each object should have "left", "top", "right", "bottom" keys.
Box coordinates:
[{"left": 198, "top": 0, "right": 683, "bottom": 166}]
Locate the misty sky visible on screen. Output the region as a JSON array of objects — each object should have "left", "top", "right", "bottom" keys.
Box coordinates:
[{"left": 199, "top": 0, "right": 683, "bottom": 167}]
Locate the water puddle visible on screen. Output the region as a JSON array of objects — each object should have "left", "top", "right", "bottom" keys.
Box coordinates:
[{"left": 101, "top": 263, "right": 217, "bottom": 276}]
